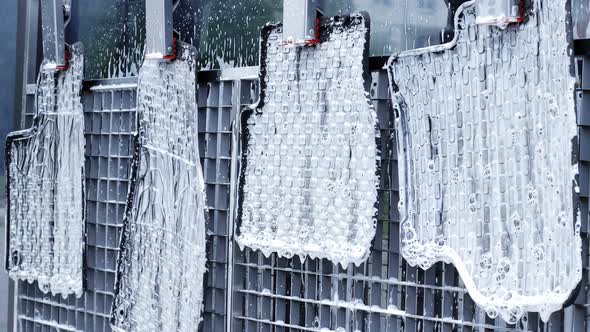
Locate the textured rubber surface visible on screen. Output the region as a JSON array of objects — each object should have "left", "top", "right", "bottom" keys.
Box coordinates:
[
  {"left": 235, "top": 13, "right": 379, "bottom": 267},
  {"left": 110, "top": 44, "right": 207, "bottom": 332},
  {"left": 6, "top": 43, "right": 85, "bottom": 297},
  {"left": 388, "top": 0, "right": 581, "bottom": 323}
]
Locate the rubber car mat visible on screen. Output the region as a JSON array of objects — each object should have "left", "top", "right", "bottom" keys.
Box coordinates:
[
  {"left": 388, "top": 0, "right": 581, "bottom": 323},
  {"left": 110, "top": 42, "right": 207, "bottom": 332},
  {"left": 5, "top": 43, "right": 85, "bottom": 297},
  {"left": 234, "top": 13, "right": 379, "bottom": 267}
]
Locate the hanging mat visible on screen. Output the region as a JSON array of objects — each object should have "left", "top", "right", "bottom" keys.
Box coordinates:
[
  {"left": 235, "top": 13, "right": 379, "bottom": 267},
  {"left": 388, "top": 0, "right": 581, "bottom": 323},
  {"left": 110, "top": 43, "right": 207, "bottom": 332},
  {"left": 5, "top": 43, "right": 85, "bottom": 297}
]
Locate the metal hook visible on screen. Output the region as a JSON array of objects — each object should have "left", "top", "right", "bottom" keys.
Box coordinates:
[{"left": 63, "top": 0, "right": 72, "bottom": 29}]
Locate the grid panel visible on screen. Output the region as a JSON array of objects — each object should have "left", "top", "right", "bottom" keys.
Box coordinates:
[
  {"left": 16, "top": 87, "right": 137, "bottom": 332},
  {"left": 197, "top": 80, "right": 235, "bottom": 332},
  {"left": 13, "top": 63, "right": 590, "bottom": 331},
  {"left": 17, "top": 81, "right": 234, "bottom": 331}
]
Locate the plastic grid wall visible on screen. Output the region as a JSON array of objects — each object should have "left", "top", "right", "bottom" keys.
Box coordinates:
[
  {"left": 16, "top": 87, "right": 138, "bottom": 332},
  {"left": 12, "top": 64, "right": 590, "bottom": 331},
  {"left": 228, "top": 69, "right": 590, "bottom": 332},
  {"left": 196, "top": 79, "right": 236, "bottom": 332},
  {"left": 14, "top": 80, "right": 235, "bottom": 332}
]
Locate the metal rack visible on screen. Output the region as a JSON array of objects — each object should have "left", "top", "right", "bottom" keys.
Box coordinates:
[{"left": 7, "top": 0, "right": 590, "bottom": 331}]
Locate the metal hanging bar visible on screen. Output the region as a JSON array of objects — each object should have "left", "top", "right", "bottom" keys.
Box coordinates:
[
  {"left": 40, "top": 0, "right": 66, "bottom": 68},
  {"left": 475, "top": 0, "right": 524, "bottom": 27},
  {"left": 145, "top": 0, "right": 174, "bottom": 59},
  {"left": 282, "top": 0, "right": 323, "bottom": 45}
]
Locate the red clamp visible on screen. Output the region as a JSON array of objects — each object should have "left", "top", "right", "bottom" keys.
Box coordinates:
[
  {"left": 163, "top": 35, "right": 178, "bottom": 61},
  {"left": 56, "top": 48, "right": 70, "bottom": 71},
  {"left": 305, "top": 17, "right": 321, "bottom": 45}
]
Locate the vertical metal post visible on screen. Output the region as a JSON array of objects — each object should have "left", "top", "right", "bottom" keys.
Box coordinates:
[
  {"left": 227, "top": 78, "right": 243, "bottom": 332},
  {"left": 282, "top": 0, "right": 321, "bottom": 45},
  {"left": 475, "top": 0, "right": 523, "bottom": 27},
  {"left": 40, "top": 0, "right": 65, "bottom": 66},
  {"left": 15, "top": 0, "right": 41, "bottom": 128},
  {"left": 145, "top": 0, "right": 174, "bottom": 58}
]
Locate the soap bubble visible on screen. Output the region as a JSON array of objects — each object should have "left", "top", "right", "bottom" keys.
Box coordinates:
[
  {"left": 480, "top": 253, "right": 493, "bottom": 270},
  {"left": 486, "top": 307, "right": 499, "bottom": 319},
  {"left": 533, "top": 245, "right": 545, "bottom": 261}
]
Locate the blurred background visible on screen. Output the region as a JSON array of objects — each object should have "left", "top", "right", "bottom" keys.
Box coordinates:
[{"left": 0, "top": 0, "right": 17, "bottom": 329}]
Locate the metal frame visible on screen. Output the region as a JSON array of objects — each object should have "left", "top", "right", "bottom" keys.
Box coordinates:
[
  {"left": 195, "top": 70, "right": 258, "bottom": 332},
  {"left": 14, "top": 0, "right": 41, "bottom": 130},
  {"left": 282, "top": 0, "right": 322, "bottom": 45},
  {"left": 9, "top": 0, "right": 43, "bottom": 330},
  {"left": 9, "top": 59, "right": 590, "bottom": 332},
  {"left": 475, "top": 0, "right": 524, "bottom": 26},
  {"left": 145, "top": 0, "right": 174, "bottom": 58},
  {"left": 9, "top": 0, "right": 590, "bottom": 331},
  {"left": 40, "top": 0, "right": 66, "bottom": 67}
]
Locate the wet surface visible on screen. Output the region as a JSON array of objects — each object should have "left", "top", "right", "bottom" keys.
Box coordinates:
[
  {"left": 6, "top": 44, "right": 85, "bottom": 297},
  {"left": 389, "top": 0, "right": 581, "bottom": 323},
  {"left": 237, "top": 14, "right": 379, "bottom": 267},
  {"left": 111, "top": 46, "right": 207, "bottom": 332}
]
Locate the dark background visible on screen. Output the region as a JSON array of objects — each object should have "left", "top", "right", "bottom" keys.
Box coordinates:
[
  {"left": 0, "top": 0, "right": 17, "bottom": 176},
  {"left": 0, "top": 0, "right": 16, "bottom": 329}
]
